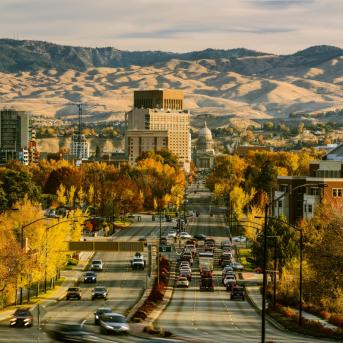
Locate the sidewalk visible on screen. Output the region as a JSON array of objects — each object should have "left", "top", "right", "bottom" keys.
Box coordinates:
[
  {"left": 242, "top": 272, "right": 340, "bottom": 331},
  {"left": 0, "top": 251, "right": 94, "bottom": 322}
]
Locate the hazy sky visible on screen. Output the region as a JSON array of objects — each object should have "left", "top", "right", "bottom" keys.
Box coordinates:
[{"left": 0, "top": 0, "right": 342, "bottom": 54}]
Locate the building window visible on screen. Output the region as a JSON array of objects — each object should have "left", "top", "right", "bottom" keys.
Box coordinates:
[
  {"left": 332, "top": 188, "right": 343, "bottom": 197},
  {"left": 308, "top": 204, "right": 313, "bottom": 213},
  {"left": 310, "top": 187, "right": 320, "bottom": 195},
  {"left": 278, "top": 200, "right": 282, "bottom": 208},
  {"left": 280, "top": 184, "right": 288, "bottom": 192}
]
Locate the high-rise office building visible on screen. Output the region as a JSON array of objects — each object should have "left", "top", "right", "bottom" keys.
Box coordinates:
[
  {"left": 126, "top": 89, "right": 191, "bottom": 172},
  {"left": 0, "top": 109, "right": 35, "bottom": 164},
  {"left": 71, "top": 134, "right": 90, "bottom": 160}
]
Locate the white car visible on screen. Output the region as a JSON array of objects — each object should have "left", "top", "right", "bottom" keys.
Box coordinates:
[
  {"left": 223, "top": 275, "right": 236, "bottom": 286},
  {"left": 233, "top": 236, "right": 247, "bottom": 243},
  {"left": 167, "top": 230, "right": 177, "bottom": 238},
  {"left": 179, "top": 261, "right": 190, "bottom": 268},
  {"left": 91, "top": 259, "right": 103, "bottom": 271},
  {"left": 179, "top": 265, "right": 192, "bottom": 272},
  {"left": 176, "top": 276, "right": 190, "bottom": 288},
  {"left": 179, "top": 232, "right": 192, "bottom": 239}
]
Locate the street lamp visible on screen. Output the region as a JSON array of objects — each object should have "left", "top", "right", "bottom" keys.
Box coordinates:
[
  {"left": 19, "top": 216, "right": 53, "bottom": 305},
  {"left": 43, "top": 218, "right": 83, "bottom": 293},
  {"left": 260, "top": 182, "right": 326, "bottom": 340}
]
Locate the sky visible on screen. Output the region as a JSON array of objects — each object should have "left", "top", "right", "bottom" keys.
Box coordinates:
[{"left": 0, "top": 0, "right": 342, "bottom": 54}]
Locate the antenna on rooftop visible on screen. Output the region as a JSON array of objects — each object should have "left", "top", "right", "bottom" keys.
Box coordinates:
[{"left": 77, "top": 103, "right": 82, "bottom": 160}]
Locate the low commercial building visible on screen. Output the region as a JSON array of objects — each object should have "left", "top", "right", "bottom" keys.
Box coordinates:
[{"left": 274, "top": 160, "right": 343, "bottom": 224}]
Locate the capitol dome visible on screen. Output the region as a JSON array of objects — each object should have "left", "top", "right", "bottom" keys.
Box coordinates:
[
  {"left": 193, "top": 122, "right": 215, "bottom": 170},
  {"left": 198, "top": 122, "right": 213, "bottom": 141}
]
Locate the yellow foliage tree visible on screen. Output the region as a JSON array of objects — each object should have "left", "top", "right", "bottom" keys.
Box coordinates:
[
  {"left": 57, "top": 184, "right": 67, "bottom": 205},
  {"left": 230, "top": 186, "right": 256, "bottom": 220}
]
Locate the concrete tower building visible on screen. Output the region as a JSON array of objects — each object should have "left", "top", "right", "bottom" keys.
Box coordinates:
[
  {"left": 126, "top": 89, "right": 191, "bottom": 172},
  {"left": 0, "top": 109, "right": 35, "bottom": 165}
]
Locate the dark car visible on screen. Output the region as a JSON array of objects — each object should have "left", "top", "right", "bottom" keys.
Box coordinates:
[
  {"left": 10, "top": 308, "right": 33, "bottom": 327},
  {"left": 160, "top": 237, "right": 168, "bottom": 245},
  {"left": 232, "top": 262, "right": 244, "bottom": 272},
  {"left": 194, "top": 233, "right": 207, "bottom": 241},
  {"left": 230, "top": 285, "right": 245, "bottom": 300},
  {"left": 94, "top": 307, "right": 112, "bottom": 325},
  {"left": 45, "top": 323, "right": 99, "bottom": 342},
  {"left": 66, "top": 287, "right": 81, "bottom": 300},
  {"left": 84, "top": 271, "right": 97, "bottom": 283},
  {"left": 91, "top": 286, "right": 108, "bottom": 300}
]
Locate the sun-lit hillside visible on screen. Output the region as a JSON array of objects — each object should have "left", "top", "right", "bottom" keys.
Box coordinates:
[{"left": 0, "top": 41, "right": 343, "bottom": 123}]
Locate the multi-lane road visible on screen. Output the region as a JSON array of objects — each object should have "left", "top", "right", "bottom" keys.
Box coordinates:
[
  {"left": 156, "top": 184, "right": 334, "bottom": 343},
  {"left": 0, "top": 182, "right": 336, "bottom": 342}
]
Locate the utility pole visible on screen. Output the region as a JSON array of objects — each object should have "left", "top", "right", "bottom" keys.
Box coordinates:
[
  {"left": 77, "top": 103, "right": 82, "bottom": 161},
  {"left": 261, "top": 203, "right": 268, "bottom": 343}
]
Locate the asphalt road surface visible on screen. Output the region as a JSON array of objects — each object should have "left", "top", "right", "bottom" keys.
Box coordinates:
[
  {"left": 155, "top": 183, "right": 335, "bottom": 343},
  {"left": 0, "top": 216, "right": 173, "bottom": 342},
  {"left": 0, "top": 182, "right": 336, "bottom": 342}
]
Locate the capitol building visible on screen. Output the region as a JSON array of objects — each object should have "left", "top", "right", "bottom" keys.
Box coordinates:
[{"left": 193, "top": 122, "right": 215, "bottom": 170}]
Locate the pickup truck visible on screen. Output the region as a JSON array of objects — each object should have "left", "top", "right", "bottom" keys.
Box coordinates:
[{"left": 131, "top": 253, "right": 146, "bottom": 270}]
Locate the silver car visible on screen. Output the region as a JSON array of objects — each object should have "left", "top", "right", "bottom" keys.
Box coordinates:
[
  {"left": 99, "top": 313, "right": 129, "bottom": 335},
  {"left": 90, "top": 259, "right": 103, "bottom": 271}
]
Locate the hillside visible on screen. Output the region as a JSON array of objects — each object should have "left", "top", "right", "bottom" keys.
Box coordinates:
[{"left": 0, "top": 39, "right": 343, "bottom": 124}]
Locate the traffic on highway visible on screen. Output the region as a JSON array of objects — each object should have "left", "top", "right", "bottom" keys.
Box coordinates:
[{"left": 0, "top": 180, "right": 335, "bottom": 342}]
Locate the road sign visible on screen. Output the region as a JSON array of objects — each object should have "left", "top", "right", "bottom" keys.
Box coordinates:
[
  {"left": 68, "top": 241, "right": 144, "bottom": 252},
  {"left": 159, "top": 245, "right": 171, "bottom": 252}
]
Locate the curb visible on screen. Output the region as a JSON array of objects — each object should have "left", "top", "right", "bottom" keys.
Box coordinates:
[
  {"left": 128, "top": 255, "right": 177, "bottom": 338},
  {"left": 245, "top": 286, "right": 287, "bottom": 332}
]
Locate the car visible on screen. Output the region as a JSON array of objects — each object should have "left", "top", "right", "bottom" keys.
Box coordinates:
[
  {"left": 94, "top": 307, "right": 112, "bottom": 325},
  {"left": 167, "top": 230, "right": 177, "bottom": 238},
  {"left": 176, "top": 276, "right": 190, "bottom": 288},
  {"left": 179, "top": 232, "right": 192, "bottom": 239},
  {"left": 91, "top": 286, "right": 108, "bottom": 300},
  {"left": 230, "top": 285, "right": 245, "bottom": 301},
  {"left": 221, "top": 240, "right": 232, "bottom": 249},
  {"left": 179, "top": 267, "right": 192, "bottom": 276},
  {"left": 84, "top": 271, "right": 97, "bottom": 283},
  {"left": 160, "top": 237, "right": 168, "bottom": 245},
  {"left": 179, "top": 269, "right": 192, "bottom": 281},
  {"left": 10, "top": 308, "right": 33, "bottom": 327},
  {"left": 180, "top": 253, "right": 193, "bottom": 265},
  {"left": 222, "top": 271, "right": 235, "bottom": 283},
  {"left": 45, "top": 323, "right": 99, "bottom": 342},
  {"left": 90, "top": 259, "right": 103, "bottom": 271},
  {"left": 232, "top": 262, "right": 244, "bottom": 272},
  {"left": 185, "top": 244, "right": 196, "bottom": 256},
  {"left": 233, "top": 236, "right": 247, "bottom": 243},
  {"left": 66, "top": 287, "right": 81, "bottom": 300},
  {"left": 194, "top": 233, "right": 207, "bottom": 241},
  {"left": 222, "top": 266, "right": 234, "bottom": 276},
  {"left": 223, "top": 275, "right": 236, "bottom": 287},
  {"left": 131, "top": 253, "right": 146, "bottom": 270},
  {"left": 99, "top": 313, "right": 130, "bottom": 335}
]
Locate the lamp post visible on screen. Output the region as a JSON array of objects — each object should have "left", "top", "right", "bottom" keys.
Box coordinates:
[
  {"left": 260, "top": 182, "right": 326, "bottom": 333},
  {"left": 43, "top": 218, "right": 84, "bottom": 293},
  {"left": 266, "top": 216, "right": 304, "bottom": 326},
  {"left": 19, "top": 217, "right": 53, "bottom": 305}
]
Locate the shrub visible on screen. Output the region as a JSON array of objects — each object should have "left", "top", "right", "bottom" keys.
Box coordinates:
[
  {"left": 329, "top": 314, "right": 343, "bottom": 328},
  {"left": 67, "top": 258, "right": 78, "bottom": 266},
  {"left": 319, "top": 310, "right": 331, "bottom": 320}
]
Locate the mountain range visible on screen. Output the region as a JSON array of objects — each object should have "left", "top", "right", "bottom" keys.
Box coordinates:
[{"left": 0, "top": 39, "right": 342, "bottom": 125}]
